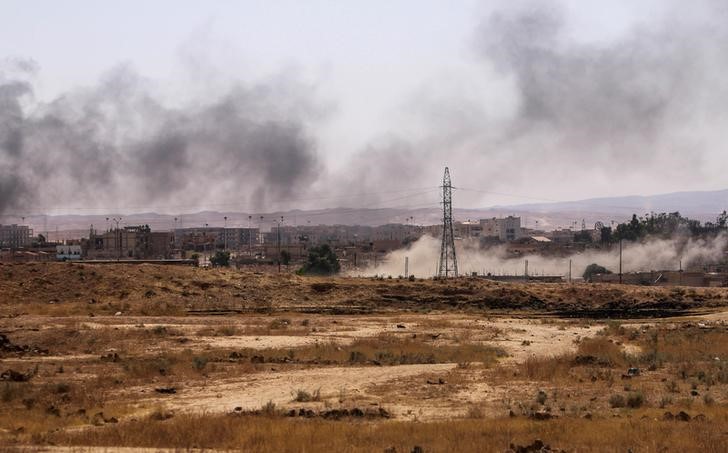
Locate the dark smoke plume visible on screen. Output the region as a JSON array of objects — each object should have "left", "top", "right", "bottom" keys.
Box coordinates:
[
  {"left": 474, "top": 2, "right": 728, "bottom": 159},
  {"left": 0, "top": 59, "right": 321, "bottom": 215},
  {"left": 468, "top": 0, "right": 728, "bottom": 185},
  {"left": 341, "top": 0, "right": 728, "bottom": 208}
]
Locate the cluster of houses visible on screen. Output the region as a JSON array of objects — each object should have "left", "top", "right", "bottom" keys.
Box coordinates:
[
  {"left": 0, "top": 216, "right": 602, "bottom": 264},
  {"left": 4, "top": 217, "right": 726, "bottom": 287}
]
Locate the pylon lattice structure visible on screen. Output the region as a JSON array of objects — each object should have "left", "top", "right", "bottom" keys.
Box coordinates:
[{"left": 438, "top": 167, "right": 458, "bottom": 278}]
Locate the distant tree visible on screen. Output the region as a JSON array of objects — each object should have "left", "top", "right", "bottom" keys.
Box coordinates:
[
  {"left": 600, "top": 226, "right": 612, "bottom": 244},
  {"left": 280, "top": 249, "right": 291, "bottom": 265},
  {"left": 583, "top": 263, "right": 611, "bottom": 281},
  {"left": 610, "top": 211, "right": 728, "bottom": 243},
  {"left": 573, "top": 230, "right": 593, "bottom": 243},
  {"left": 298, "top": 244, "right": 340, "bottom": 276},
  {"left": 210, "top": 251, "right": 231, "bottom": 267},
  {"left": 718, "top": 211, "right": 728, "bottom": 229}
]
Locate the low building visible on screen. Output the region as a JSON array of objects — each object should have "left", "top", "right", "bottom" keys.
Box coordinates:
[
  {"left": 56, "top": 244, "right": 82, "bottom": 260},
  {"left": 0, "top": 250, "right": 53, "bottom": 262},
  {"left": 591, "top": 271, "right": 728, "bottom": 287},
  {"left": 174, "top": 227, "right": 222, "bottom": 252},
  {"left": 547, "top": 229, "right": 575, "bottom": 244}
]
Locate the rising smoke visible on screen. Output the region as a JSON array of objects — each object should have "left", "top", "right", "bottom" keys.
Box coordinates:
[
  {"left": 0, "top": 58, "right": 322, "bottom": 215},
  {"left": 341, "top": 0, "right": 728, "bottom": 205},
  {"left": 361, "top": 233, "right": 728, "bottom": 279},
  {"left": 3, "top": 2, "right": 728, "bottom": 217}
]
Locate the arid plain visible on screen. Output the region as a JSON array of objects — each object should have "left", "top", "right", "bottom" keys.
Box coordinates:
[{"left": 1, "top": 262, "right": 727, "bottom": 452}]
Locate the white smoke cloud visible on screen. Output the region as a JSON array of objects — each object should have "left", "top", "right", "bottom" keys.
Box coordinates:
[{"left": 359, "top": 233, "right": 728, "bottom": 279}]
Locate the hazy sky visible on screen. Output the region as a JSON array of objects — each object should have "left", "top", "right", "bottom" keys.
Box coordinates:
[{"left": 1, "top": 0, "right": 726, "bottom": 215}]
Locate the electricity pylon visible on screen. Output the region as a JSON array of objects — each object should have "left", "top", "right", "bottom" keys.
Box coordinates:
[{"left": 438, "top": 167, "right": 458, "bottom": 278}]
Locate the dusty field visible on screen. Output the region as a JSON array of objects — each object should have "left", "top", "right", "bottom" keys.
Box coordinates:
[{"left": 1, "top": 263, "right": 728, "bottom": 451}]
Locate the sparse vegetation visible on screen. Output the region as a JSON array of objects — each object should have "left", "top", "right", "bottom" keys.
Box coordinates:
[
  {"left": 626, "top": 391, "right": 645, "bottom": 408},
  {"left": 609, "top": 394, "right": 626, "bottom": 408},
  {"left": 239, "top": 334, "right": 505, "bottom": 366},
  {"left": 292, "top": 388, "right": 321, "bottom": 402},
  {"left": 298, "top": 245, "right": 340, "bottom": 276},
  {"left": 210, "top": 251, "right": 231, "bottom": 267}
]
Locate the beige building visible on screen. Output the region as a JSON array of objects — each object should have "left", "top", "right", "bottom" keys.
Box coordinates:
[
  {"left": 455, "top": 221, "right": 483, "bottom": 238},
  {"left": 479, "top": 216, "right": 522, "bottom": 241},
  {"left": 88, "top": 226, "right": 172, "bottom": 259},
  {"left": 0, "top": 224, "right": 32, "bottom": 248}
]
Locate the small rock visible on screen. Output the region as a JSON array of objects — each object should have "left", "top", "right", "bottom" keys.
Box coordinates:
[{"left": 154, "top": 387, "right": 177, "bottom": 394}]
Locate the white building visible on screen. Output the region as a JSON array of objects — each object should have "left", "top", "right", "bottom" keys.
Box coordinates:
[
  {"left": 56, "top": 244, "right": 82, "bottom": 260},
  {"left": 479, "top": 216, "right": 522, "bottom": 241}
]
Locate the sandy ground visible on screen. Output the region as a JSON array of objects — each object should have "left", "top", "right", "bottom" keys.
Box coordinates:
[
  {"left": 98, "top": 315, "right": 609, "bottom": 420},
  {"left": 127, "top": 363, "right": 457, "bottom": 415},
  {"left": 3, "top": 309, "right": 725, "bottom": 426}
]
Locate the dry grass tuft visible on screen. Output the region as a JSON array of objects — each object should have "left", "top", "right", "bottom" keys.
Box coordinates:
[{"left": 239, "top": 333, "right": 506, "bottom": 366}]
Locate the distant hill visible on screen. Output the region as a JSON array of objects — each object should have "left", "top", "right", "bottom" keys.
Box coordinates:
[
  {"left": 491, "top": 189, "right": 728, "bottom": 228},
  {"left": 6, "top": 189, "right": 727, "bottom": 239},
  {"left": 496, "top": 189, "right": 728, "bottom": 218}
]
